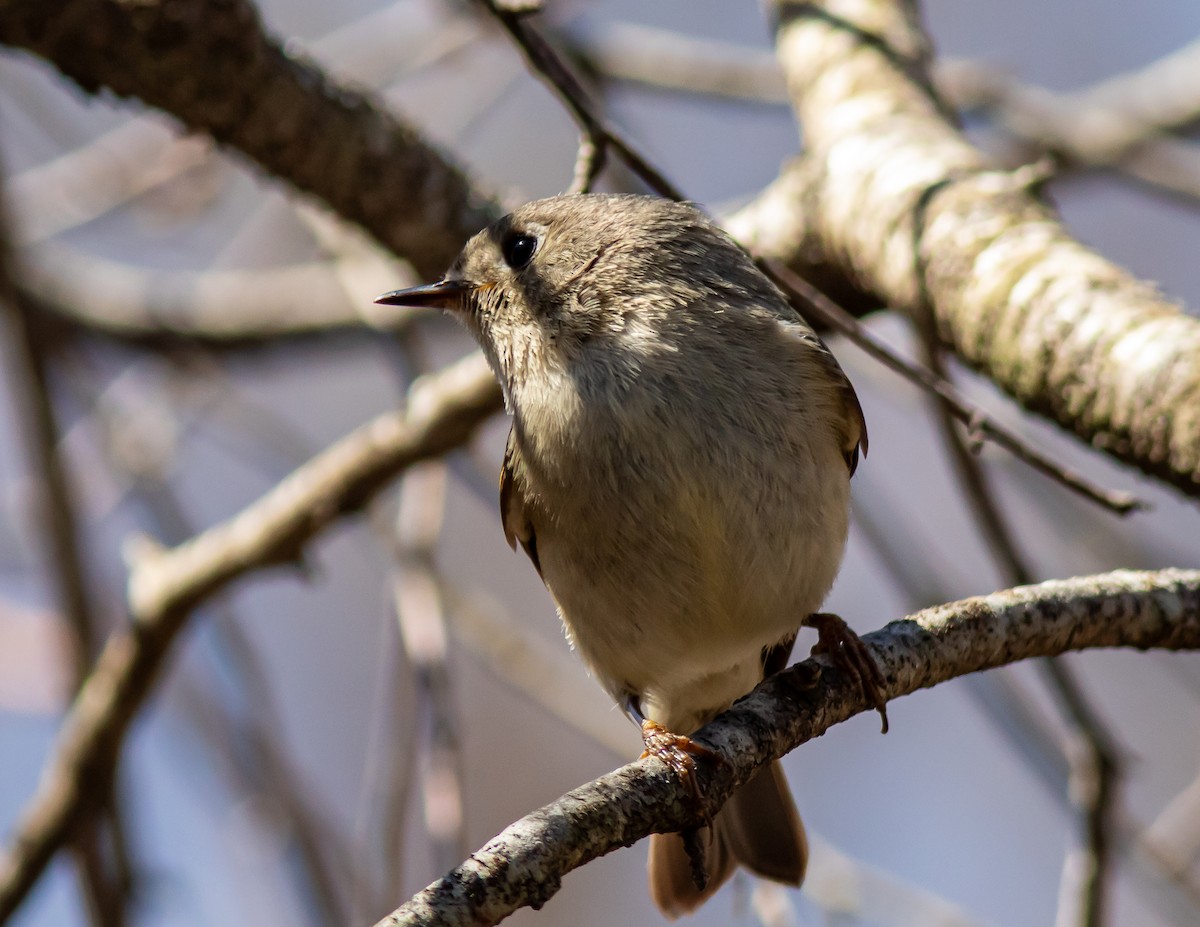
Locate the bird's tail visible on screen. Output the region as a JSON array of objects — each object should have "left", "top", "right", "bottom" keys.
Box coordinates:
[{"left": 647, "top": 761, "right": 806, "bottom": 918}]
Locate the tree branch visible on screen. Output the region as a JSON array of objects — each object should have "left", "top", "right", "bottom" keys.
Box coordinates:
[
  {"left": 0, "top": 159, "right": 133, "bottom": 927},
  {"left": 739, "top": 0, "right": 1200, "bottom": 500},
  {"left": 763, "top": 259, "right": 1142, "bottom": 513},
  {"left": 475, "top": 0, "right": 683, "bottom": 200},
  {"left": 910, "top": 307, "right": 1122, "bottom": 927},
  {"left": 940, "top": 45, "right": 1200, "bottom": 205},
  {"left": 0, "top": 353, "right": 502, "bottom": 921},
  {"left": 0, "top": 0, "right": 501, "bottom": 280},
  {"left": 376, "top": 569, "right": 1200, "bottom": 927},
  {"left": 18, "top": 241, "right": 422, "bottom": 349}
]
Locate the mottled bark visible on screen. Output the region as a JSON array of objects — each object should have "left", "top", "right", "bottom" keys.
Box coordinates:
[
  {"left": 0, "top": 0, "right": 501, "bottom": 279},
  {"left": 380, "top": 569, "right": 1200, "bottom": 927},
  {"left": 736, "top": 1, "right": 1200, "bottom": 497}
]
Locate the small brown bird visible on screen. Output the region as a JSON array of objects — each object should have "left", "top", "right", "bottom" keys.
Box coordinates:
[{"left": 378, "top": 194, "right": 881, "bottom": 916}]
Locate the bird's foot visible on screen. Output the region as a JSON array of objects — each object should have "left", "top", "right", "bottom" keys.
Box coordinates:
[
  {"left": 635, "top": 708, "right": 723, "bottom": 891},
  {"left": 806, "top": 611, "right": 890, "bottom": 733},
  {"left": 640, "top": 719, "right": 724, "bottom": 804}
]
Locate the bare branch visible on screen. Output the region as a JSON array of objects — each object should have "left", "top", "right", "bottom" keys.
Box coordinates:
[
  {"left": 567, "top": 136, "right": 607, "bottom": 196},
  {"left": 940, "top": 44, "right": 1200, "bottom": 203},
  {"left": 1045, "top": 661, "right": 1120, "bottom": 927},
  {"left": 20, "top": 241, "right": 421, "bottom": 348},
  {"left": 177, "top": 640, "right": 354, "bottom": 924},
  {"left": 0, "top": 186, "right": 98, "bottom": 699},
  {"left": 391, "top": 463, "right": 467, "bottom": 873},
  {"left": 378, "top": 569, "right": 1200, "bottom": 927},
  {"left": 0, "top": 353, "right": 502, "bottom": 920},
  {"left": 0, "top": 161, "right": 134, "bottom": 927},
  {"left": 475, "top": 0, "right": 684, "bottom": 200},
  {"left": 738, "top": 0, "right": 1200, "bottom": 501},
  {"left": 762, "top": 259, "right": 1143, "bottom": 514},
  {"left": 0, "top": 0, "right": 502, "bottom": 279},
  {"left": 563, "top": 19, "right": 789, "bottom": 104},
  {"left": 910, "top": 314, "right": 1123, "bottom": 927}
]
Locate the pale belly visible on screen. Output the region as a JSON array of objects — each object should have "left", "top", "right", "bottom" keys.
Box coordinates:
[{"left": 533, "top": 441, "right": 850, "bottom": 733}]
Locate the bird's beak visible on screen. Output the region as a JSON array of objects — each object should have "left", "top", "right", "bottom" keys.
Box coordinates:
[{"left": 375, "top": 279, "right": 474, "bottom": 310}]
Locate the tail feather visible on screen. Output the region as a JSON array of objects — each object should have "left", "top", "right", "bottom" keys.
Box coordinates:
[{"left": 647, "top": 761, "right": 806, "bottom": 918}]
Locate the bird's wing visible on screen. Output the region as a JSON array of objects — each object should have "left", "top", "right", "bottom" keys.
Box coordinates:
[
  {"left": 761, "top": 632, "right": 798, "bottom": 678},
  {"left": 777, "top": 317, "right": 869, "bottom": 476},
  {"left": 826, "top": 345, "right": 868, "bottom": 476},
  {"left": 499, "top": 426, "right": 543, "bottom": 579}
]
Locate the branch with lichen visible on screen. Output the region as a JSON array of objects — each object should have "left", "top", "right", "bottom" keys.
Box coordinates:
[
  {"left": 728, "top": 0, "right": 1200, "bottom": 500},
  {"left": 377, "top": 569, "right": 1200, "bottom": 927}
]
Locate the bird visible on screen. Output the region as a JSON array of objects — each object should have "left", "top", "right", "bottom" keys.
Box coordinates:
[{"left": 377, "top": 193, "right": 882, "bottom": 917}]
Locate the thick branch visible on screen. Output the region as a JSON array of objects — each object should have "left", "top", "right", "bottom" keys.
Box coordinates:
[
  {"left": 0, "top": 353, "right": 502, "bottom": 920},
  {"left": 0, "top": 0, "right": 500, "bottom": 279},
  {"left": 741, "top": 1, "right": 1200, "bottom": 498},
  {"left": 379, "top": 569, "right": 1200, "bottom": 927}
]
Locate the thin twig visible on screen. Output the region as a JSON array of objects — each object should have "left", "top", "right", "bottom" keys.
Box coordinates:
[
  {"left": 200, "top": 621, "right": 354, "bottom": 924},
  {"left": 568, "top": 135, "right": 607, "bottom": 195},
  {"left": 0, "top": 165, "right": 132, "bottom": 927},
  {"left": 390, "top": 463, "right": 467, "bottom": 875},
  {"left": 1045, "top": 660, "right": 1121, "bottom": 927},
  {"left": 914, "top": 336, "right": 1035, "bottom": 584},
  {"left": 850, "top": 485, "right": 1200, "bottom": 922},
  {"left": 913, "top": 312, "right": 1122, "bottom": 927},
  {"left": 352, "top": 611, "right": 415, "bottom": 923},
  {"left": 761, "top": 259, "right": 1144, "bottom": 515},
  {"left": 128, "top": 461, "right": 353, "bottom": 924},
  {"left": 475, "top": 0, "right": 684, "bottom": 200},
  {"left": 0, "top": 178, "right": 98, "bottom": 721},
  {"left": 173, "top": 668, "right": 354, "bottom": 923}
]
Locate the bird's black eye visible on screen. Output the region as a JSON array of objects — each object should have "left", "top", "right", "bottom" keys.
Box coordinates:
[{"left": 501, "top": 232, "right": 538, "bottom": 269}]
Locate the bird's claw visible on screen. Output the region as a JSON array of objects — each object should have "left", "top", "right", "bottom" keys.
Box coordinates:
[
  {"left": 640, "top": 719, "right": 725, "bottom": 804},
  {"left": 807, "top": 611, "right": 890, "bottom": 733}
]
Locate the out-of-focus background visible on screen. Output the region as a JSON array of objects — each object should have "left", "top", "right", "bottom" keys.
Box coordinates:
[{"left": 1, "top": 1, "right": 1199, "bottom": 925}]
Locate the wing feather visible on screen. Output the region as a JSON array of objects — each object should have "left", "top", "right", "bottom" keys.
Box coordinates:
[{"left": 500, "top": 427, "right": 543, "bottom": 579}]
